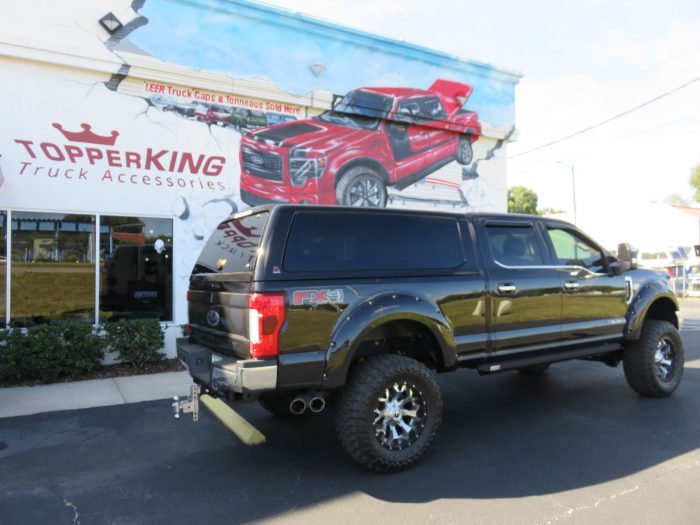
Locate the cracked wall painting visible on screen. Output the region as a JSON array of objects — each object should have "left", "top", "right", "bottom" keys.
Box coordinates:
[{"left": 0, "top": 0, "right": 518, "bottom": 326}]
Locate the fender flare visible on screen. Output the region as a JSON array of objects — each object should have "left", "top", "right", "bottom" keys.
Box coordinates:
[
  {"left": 322, "top": 293, "right": 457, "bottom": 389},
  {"left": 625, "top": 280, "right": 679, "bottom": 340}
]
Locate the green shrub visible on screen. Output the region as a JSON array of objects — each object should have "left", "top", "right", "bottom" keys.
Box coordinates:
[
  {"left": 103, "top": 319, "right": 165, "bottom": 369},
  {"left": 60, "top": 322, "right": 106, "bottom": 377},
  {"left": 0, "top": 322, "right": 106, "bottom": 385}
]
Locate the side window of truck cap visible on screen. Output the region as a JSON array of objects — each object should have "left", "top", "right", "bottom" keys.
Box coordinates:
[
  {"left": 284, "top": 212, "right": 465, "bottom": 272},
  {"left": 485, "top": 224, "right": 545, "bottom": 267}
]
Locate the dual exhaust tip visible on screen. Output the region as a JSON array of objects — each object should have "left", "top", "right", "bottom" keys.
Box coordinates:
[{"left": 290, "top": 394, "right": 325, "bottom": 415}]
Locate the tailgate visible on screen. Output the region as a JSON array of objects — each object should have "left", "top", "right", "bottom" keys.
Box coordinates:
[{"left": 188, "top": 274, "right": 252, "bottom": 359}]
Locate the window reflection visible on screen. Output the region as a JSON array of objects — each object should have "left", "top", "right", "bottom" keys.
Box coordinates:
[
  {"left": 10, "top": 212, "right": 95, "bottom": 325},
  {"left": 99, "top": 216, "right": 173, "bottom": 321}
]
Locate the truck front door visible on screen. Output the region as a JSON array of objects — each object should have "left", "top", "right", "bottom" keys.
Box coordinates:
[
  {"left": 542, "top": 224, "right": 627, "bottom": 343},
  {"left": 478, "top": 220, "right": 562, "bottom": 352}
]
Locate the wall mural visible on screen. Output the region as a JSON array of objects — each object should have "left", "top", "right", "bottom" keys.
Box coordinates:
[{"left": 0, "top": 0, "right": 519, "bottom": 326}]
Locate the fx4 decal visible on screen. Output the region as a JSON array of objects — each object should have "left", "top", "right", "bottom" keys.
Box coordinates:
[{"left": 293, "top": 289, "right": 344, "bottom": 306}]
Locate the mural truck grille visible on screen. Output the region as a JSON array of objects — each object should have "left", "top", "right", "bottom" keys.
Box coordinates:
[{"left": 242, "top": 147, "right": 283, "bottom": 181}]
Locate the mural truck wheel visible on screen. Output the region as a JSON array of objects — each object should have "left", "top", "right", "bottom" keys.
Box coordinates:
[
  {"left": 456, "top": 135, "right": 473, "bottom": 165},
  {"left": 336, "top": 167, "right": 388, "bottom": 208}
]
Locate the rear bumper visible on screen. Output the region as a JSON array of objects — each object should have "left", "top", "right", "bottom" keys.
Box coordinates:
[{"left": 176, "top": 338, "right": 277, "bottom": 395}]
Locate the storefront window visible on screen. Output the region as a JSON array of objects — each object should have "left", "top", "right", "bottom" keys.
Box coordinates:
[
  {"left": 0, "top": 211, "right": 6, "bottom": 326},
  {"left": 10, "top": 212, "right": 95, "bottom": 325},
  {"left": 99, "top": 216, "right": 173, "bottom": 321}
]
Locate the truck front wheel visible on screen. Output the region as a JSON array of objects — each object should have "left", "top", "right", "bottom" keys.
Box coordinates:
[
  {"left": 335, "top": 167, "right": 388, "bottom": 207},
  {"left": 335, "top": 354, "right": 442, "bottom": 472},
  {"left": 623, "top": 320, "right": 684, "bottom": 397}
]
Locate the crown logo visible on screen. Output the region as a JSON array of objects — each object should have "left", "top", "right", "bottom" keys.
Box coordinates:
[{"left": 52, "top": 123, "right": 119, "bottom": 146}]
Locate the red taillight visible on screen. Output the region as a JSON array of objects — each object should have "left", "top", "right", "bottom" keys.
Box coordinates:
[
  {"left": 186, "top": 291, "right": 190, "bottom": 302},
  {"left": 248, "top": 293, "right": 285, "bottom": 358}
]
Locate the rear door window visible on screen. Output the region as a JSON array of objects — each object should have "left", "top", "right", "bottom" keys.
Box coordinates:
[
  {"left": 284, "top": 212, "right": 465, "bottom": 272},
  {"left": 485, "top": 225, "right": 546, "bottom": 267}
]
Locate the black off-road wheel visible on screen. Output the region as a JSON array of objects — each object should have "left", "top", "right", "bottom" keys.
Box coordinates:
[
  {"left": 456, "top": 135, "right": 473, "bottom": 165},
  {"left": 258, "top": 393, "right": 308, "bottom": 419},
  {"left": 334, "top": 354, "right": 443, "bottom": 472},
  {"left": 518, "top": 363, "right": 550, "bottom": 376},
  {"left": 335, "top": 166, "right": 388, "bottom": 207},
  {"left": 623, "top": 320, "right": 684, "bottom": 397}
]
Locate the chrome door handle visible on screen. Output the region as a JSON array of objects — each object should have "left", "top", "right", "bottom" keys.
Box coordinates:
[
  {"left": 563, "top": 281, "right": 580, "bottom": 291},
  {"left": 497, "top": 283, "right": 517, "bottom": 294}
]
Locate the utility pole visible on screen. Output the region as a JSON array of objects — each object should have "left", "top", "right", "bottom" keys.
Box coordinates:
[{"left": 556, "top": 161, "right": 577, "bottom": 225}]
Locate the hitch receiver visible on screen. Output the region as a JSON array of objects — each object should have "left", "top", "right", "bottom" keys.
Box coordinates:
[{"left": 172, "top": 384, "right": 200, "bottom": 421}]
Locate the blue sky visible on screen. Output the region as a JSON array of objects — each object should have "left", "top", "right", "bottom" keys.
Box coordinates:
[{"left": 129, "top": 0, "right": 518, "bottom": 128}]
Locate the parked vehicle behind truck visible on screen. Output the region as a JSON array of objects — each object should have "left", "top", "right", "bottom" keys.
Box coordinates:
[{"left": 175, "top": 205, "right": 684, "bottom": 472}]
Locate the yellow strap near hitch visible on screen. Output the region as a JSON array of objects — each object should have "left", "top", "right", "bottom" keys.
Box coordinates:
[{"left": 200, "top": 394, "right": 266, "bottom": 446}]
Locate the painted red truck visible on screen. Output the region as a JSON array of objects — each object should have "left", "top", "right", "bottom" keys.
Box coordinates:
[{"left": 239, "top": 80, "right": 481, "bottom": 207}]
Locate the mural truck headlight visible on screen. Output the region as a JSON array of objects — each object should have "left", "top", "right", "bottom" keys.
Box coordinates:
[{"left": 289, "top": 147, "right": 327, "bottom": 187}]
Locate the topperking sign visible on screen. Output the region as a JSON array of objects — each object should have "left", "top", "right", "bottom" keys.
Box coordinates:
[{"left": 13, "top": 122, "right": 227, "bottom": 191}]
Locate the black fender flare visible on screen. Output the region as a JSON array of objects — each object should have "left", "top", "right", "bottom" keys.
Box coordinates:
[
  {"left": 625, "top": 280, "right": 679, "bottom": 340},
  {"left": 322, "top": 293, "right": 456, "bottom": 389}
]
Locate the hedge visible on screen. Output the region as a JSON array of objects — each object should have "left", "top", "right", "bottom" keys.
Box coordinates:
[{"left": 0, "top": 319, "right": 166, "bottom": 385}]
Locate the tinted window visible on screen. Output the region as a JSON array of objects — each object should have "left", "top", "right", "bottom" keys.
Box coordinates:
[
  {"left": 193, "top": 212, "right": 268, "bottom": 274},
  {"left": 547, "top": 228, "right": 604, "bottom": 272},
  {"left": 100, "top": 216, "right": 173, "bottom": 322},
  {"left": 284, "top": 213, "right": 465, "bottom": 272},
  {"left": 485, "top": 225, "right": 545, "bottom": 267}
]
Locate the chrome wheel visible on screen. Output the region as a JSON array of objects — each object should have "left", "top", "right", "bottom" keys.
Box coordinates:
[
  {"left": 347, "top": 176, "right": 383, "bottom": 207},
  {"left": 459, "top": 140, "right": 472, "bottom": 164},
  {"left": 373, "top": 381, "right": 426, "bottom": 451},
  {"left": 654, "top": 337, "right": 676, "bottom": 382}
]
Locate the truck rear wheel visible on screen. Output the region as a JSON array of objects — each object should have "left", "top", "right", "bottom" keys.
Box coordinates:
[
  {"left": 623, "top": 320, "right": 684, "bottom": 397},
  {"left": 456, "top": 135, "right": 473, "bottom": 165},
  {"left": 334, "top": 354, "right": 442, "bottom": 472},
  {"left": 335, "top": 167, "right": 387, "bottom": 207}
]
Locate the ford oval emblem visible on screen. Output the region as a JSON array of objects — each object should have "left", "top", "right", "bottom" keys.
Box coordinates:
[
  {"left": 206, "top": 309, "right": 221, "bottom": 327},
  {"left": 251, "top": 154, "right": 264, "bottom": 166}
]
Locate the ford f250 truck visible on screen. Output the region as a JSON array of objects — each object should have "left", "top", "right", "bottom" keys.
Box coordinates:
[{"left": 174, "top": 205, "right": 684, "bottom": 472}]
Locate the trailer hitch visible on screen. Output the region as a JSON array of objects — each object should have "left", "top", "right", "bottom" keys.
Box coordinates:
[{"left": 172, "top": 384, "right": 200, "bottom": 421}]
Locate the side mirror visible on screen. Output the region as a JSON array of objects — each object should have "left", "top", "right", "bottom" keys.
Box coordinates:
[
  {"left": 609, "top": 259, "right": 622, "bottom": 276},
  {"left": 617, "top": 242, "right": 638, "bottom": 272}
]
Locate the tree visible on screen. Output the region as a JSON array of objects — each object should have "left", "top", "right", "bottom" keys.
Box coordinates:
[
  {"left": 508, "top": 186, "right": 538, "bottom": 215},
  {"left": 690, "top": 163, "right": 700, "bottom": 201}
]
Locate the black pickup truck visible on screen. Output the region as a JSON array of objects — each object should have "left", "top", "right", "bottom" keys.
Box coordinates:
[{"left": 176, "top": 205, "right": 684, "bottom": 471}]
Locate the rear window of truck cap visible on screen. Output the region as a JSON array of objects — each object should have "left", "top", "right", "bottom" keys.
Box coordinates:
[{"left": 192, "top": 211, "right": 268, "bottom": 274}]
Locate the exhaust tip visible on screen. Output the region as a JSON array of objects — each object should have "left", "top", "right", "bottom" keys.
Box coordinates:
[
  {"left": 289, "top": 398, "right": 307, "bottom": 415},
  {"left": 309, "top": 396, "right": 326, "bottom": 413}
]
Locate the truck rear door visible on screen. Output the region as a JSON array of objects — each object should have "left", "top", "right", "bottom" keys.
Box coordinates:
[{"left": 477, "top": 219, "right": 562, "bottom": 352}]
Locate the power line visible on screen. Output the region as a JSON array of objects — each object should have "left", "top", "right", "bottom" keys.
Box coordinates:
[{"left": 509, "top": 74, "right": 700, "bottom": 159}]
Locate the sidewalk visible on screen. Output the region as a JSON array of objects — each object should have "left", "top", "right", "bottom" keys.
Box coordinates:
[{"left": 0, "top": 371, "right": 192, "bottom": 418}]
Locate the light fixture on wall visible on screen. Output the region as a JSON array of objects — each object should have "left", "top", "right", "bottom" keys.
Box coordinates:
[
  {"left": 99, "top": 12, "right": 123, "bottom": 34},
  {"left": 309, "top": 63, "right": 327, "bottom": 77}
]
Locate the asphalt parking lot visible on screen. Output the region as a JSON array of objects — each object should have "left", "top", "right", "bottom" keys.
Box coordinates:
[{"left": 2, "top": 301, "right": 700, "bottom": 525}]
